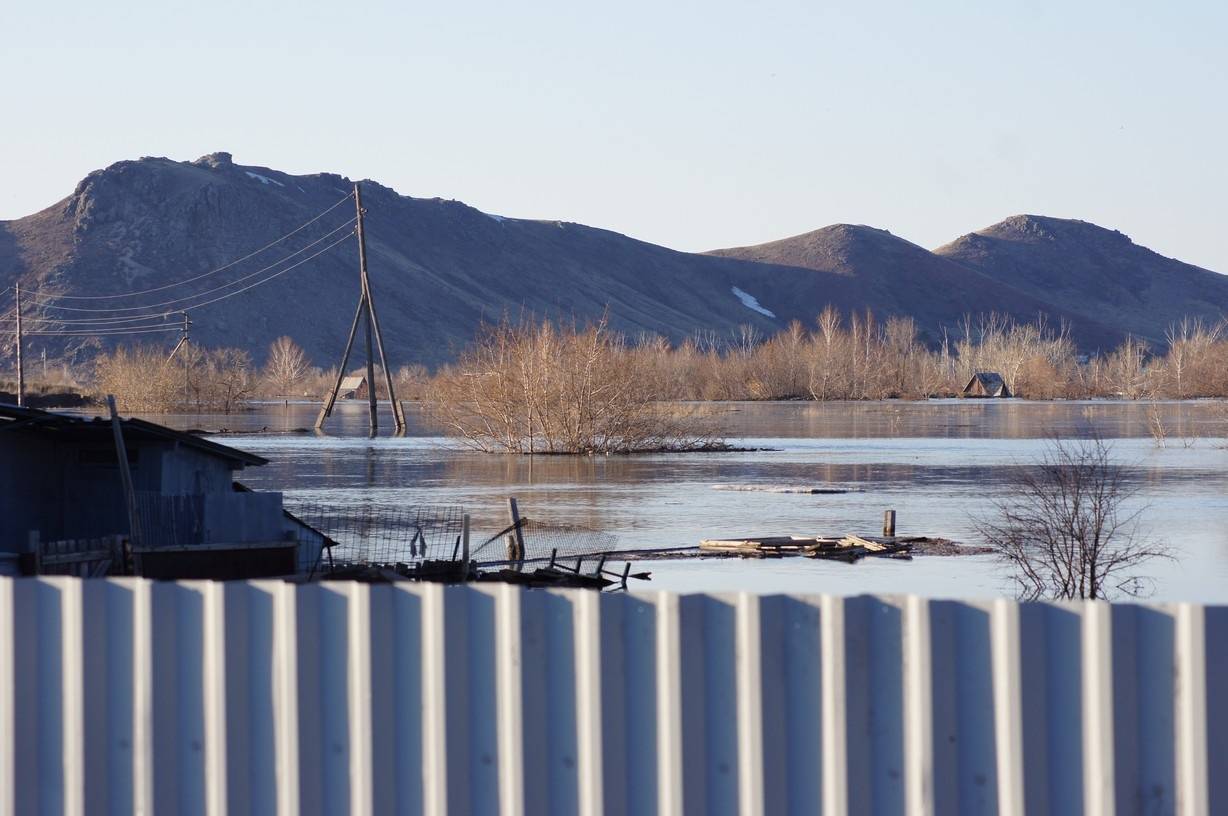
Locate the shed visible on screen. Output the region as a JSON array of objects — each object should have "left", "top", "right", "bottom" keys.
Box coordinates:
[
  {"left": 339, "top": 375, "right": 369, "bottom": 400},
  {"left": 0, "top": 403, "right": 322, "bottom": 578},
  {"left": 961, "top": 372, "right": 1011, "bottom": 398}
]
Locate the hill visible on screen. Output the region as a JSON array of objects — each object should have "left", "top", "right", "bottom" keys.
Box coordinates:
[
  {"left": 705, "top": 224, "right": 1122, "bottom": 348},
  {"left": 0, "top": 155, "right": 1220, "bottom": 369},
  {"left": 0, "top": 152, "right": 812, "bottom": 368},
  {"left": 934, "top": 215, "right": 1228, "bottom": 348}
]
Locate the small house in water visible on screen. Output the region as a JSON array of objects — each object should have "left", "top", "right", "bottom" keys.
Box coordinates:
[
  {"left": 0, "top": 403, "right": 324, "bottom": 578},
  {"left": 961, "top": 372, "right": 1011, "bottom": 398},
  {"left": 338, "top": 375, "right": 369, "bottom": 400}
]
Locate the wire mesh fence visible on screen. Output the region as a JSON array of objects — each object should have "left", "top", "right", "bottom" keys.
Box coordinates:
[{"left": 286, "top": 502, "right": 467, "bottom": 572}]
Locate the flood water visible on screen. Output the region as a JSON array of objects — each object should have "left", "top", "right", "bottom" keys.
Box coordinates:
[{"left": 149, "top": 399, "right": 1228, "bottom": 602}]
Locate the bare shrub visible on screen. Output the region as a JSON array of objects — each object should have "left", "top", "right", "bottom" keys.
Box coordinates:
[
  {"left": 395, "top": 364, "right": 431, "bottom": 401},
  {"left": 94, "top": 343, "right": 255, "bottom": 413},
  {"left": 978, "top": 437, "right": 1170, "bottom": 601},
  {"left": 94, "top": 345, "right": 180, "bottom": 412},
  {"left": 425, "top": 317, "right": 723, "bottom": 453}
]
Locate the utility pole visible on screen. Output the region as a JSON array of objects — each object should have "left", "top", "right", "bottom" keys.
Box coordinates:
[
  {"left": 316, "top": 182, "right": 407, "bottom": 435},
  {"left": 166, "top": 310, "right": 192, "bottom": 409},
  {"left": 181, "top": 311, "right": 191, "bottom": 409},
  {"left": 14, "top": 282, "right": 23, "bottom": 408},
  {"left": 359, "top": 189, "right": 378, "bottom": 434}
]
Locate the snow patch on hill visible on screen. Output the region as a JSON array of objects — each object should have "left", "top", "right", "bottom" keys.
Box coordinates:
[
  {"left": 731, "top": 286, "right": 776, "bottom": 317},
  {"left": 245, "top": 171, "right": 285, "bottom": 188}
]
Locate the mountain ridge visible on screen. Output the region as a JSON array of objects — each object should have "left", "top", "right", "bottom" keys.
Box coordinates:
[{"left": 1, "top": 153, "right": 1222, "bottom": 368}]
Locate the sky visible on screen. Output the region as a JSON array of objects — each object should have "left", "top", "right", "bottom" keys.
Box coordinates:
[{"left": 3, "top": 0, "right": 1226, "bottom": 270}]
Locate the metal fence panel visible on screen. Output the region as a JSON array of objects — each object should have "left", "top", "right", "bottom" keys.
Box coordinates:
[{"left": 0, "top": 578, "right": 1222, "bottom": 816}]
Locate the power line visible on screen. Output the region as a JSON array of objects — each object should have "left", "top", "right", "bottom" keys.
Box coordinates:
[
  {"left": 25, "top": 326, "right": 185, "bottom": 337},
  {"left": 3, "top": 231, "right": 354, "bottom": 340},
  {"left": 27, "top": 217, "right": 356, "bottom": 314},
  {"left": 24, "top": 231, "right": 356, "bottom": 336},
  {"left": 0, "top": 313, "right": 185, "bottom": 327},
  {"left": 37, "top": 191, "right": 355, "bottom": 301}
]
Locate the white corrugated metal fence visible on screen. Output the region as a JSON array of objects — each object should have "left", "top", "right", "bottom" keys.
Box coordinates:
[{"left": 0, "top": 578, "right": 1223, "bottom": 815}]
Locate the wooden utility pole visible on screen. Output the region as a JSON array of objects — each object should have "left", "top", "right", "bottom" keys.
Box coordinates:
[
  {"left": 359, "top": 194, "right": 378, "bottom": 433},
  {"left": 14, "top": 282, "right": 24, "bottom": 407},
  {"left": 167, "top": 311, "right": 192, "bottom": 409},
  {"left": 107, "top": 395, "right": 142, "bottom": 550},
  {"left": 315, "top": 182, "right": 407, "bottom": 435}
]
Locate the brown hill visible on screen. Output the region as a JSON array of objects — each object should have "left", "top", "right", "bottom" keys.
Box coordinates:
[
  {"left": 1, "top": 155, "right": 1217, "bottom": 368},
  {"left": 706, "top": 224, "right": 1123, "bottom": 348},
  {"left": 934, "top": 215, "right": 1228, "bottom": 348},
  {"left": 0, "top": 153, "right": 811, "bottom": 367}
]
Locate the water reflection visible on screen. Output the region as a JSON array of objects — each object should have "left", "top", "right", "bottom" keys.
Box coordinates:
[{"left": 99, "top": 400, "right": 1228, "bottom": 602}]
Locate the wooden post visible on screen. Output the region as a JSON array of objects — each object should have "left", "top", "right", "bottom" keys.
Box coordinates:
[
  {"left": 883, "top": 509, "right": 897, "bottom": 538},
  {"left": 14, "top": 282, "right": 23, "bottom": 408},
  {"left": 29, "top": 531, "right": 40, "bottom": 575},
  {"left": 315, "top": 291, "right": 365, "bottom": 429},
  {"left": 461, "top": 514, "right": 470, "bottom": 580},
  {"left": 107, "top": 395, "right": 142, "bottom": 550},
  {"left": 507, "top": 497, "right": 525, "bottom": 569}
]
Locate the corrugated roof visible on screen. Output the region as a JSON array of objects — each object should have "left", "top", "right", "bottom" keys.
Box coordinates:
[
  {"left": 0, "top": 402, "right": 268, "bottom": 467},
  {"left": 339, "top": 375, "right": 366, "bottom": 390}
]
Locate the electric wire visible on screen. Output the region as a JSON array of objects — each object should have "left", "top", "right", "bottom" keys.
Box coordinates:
[
  {"left": 24, "top": 217, "right": 356, "bottom": 314},
  {"left": 24, "top": 326, "right": 185, "bottom": 337},
  {"left": 35, "top": 191, "right": 354, "bottom": 301},
  {"left": 1, "top": 313, "right": 188, "bottom": 328},
  {"left": 20, "top": 231, "right": 354, "bottom": 335}
]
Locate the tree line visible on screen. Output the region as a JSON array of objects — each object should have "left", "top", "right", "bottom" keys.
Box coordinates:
[{"left": 10, "top": 308, "right": 1228, "bottom": 414}]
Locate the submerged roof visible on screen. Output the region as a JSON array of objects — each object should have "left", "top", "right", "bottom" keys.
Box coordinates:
[
  {"left": 0, "top": 403, "right": 268, "bottom": 467},
  {"left": 962, "top": 372, "right": 1010, "bottom": 396}
]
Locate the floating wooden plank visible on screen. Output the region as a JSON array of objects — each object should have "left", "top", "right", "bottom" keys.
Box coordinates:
[{"left": 700, "top": 533, "right": 920, "bottom": 561}]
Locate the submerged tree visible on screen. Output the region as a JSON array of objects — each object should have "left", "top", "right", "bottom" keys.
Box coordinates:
[
  {"left": 979, "top": 437, "right": 1170, "bottom": 601},
  {"left": 425, "top": 317, "right": 723, "bottom": 454},
  {"left": 264, "top": 336, "right": 310, "bottom": 396}
]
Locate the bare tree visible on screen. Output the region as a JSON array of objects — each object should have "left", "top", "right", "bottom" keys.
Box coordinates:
[
  {"left": 978, "top": 437, "right": 1170, "bottom": 601},
  {"left": 264, "top": 336, "right": 310, "bottom": 396},
  {"left": 204, "top": 348, "right": 255, "bottom": 413}
]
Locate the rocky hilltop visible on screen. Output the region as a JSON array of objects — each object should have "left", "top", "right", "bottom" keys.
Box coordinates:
[
  {"left": 0, "top": 153, "right": 1221, "bottom": 367},
  {"left": 934, "top": 215, "right": 1228, "bottom": 346}
]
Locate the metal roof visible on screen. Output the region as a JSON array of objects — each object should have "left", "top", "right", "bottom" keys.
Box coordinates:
[{"left": 0, "top": 402, "right": 268, "bottom": 467}]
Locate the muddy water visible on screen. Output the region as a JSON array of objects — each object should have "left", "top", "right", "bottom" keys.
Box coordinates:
[{"left": 146, "top": 399, "right": 1228, "bottom": 602}]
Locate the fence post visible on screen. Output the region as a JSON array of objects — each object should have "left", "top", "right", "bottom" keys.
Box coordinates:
[
  {"left": 506, "top": 497, "right": 525, "bottom": 570},
  {"left": 461, "top": 514, "right": 471, "bottom": 581},
  {"left": 883, "top": 509, "right": 897, "bottom": 538}
]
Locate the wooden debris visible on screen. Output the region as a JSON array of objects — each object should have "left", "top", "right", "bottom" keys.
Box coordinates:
[{"left": 699, "top": 534, "right": 923, "bottom": 562}]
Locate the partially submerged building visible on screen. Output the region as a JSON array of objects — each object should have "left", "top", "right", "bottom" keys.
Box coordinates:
[
  {"left": 0, "top": 403, "right": 323, "bottom": 578},
  {"left": 338, "top": 375, "right": 369, "bottom": 400},
  {"left": 960, "top": 372, "right": 1011, "bottom": 398}
]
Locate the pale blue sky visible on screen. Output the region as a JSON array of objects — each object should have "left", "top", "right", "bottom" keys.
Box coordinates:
[{"left": 3, "top": 1, "right": 1225, "bottom": 270}]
